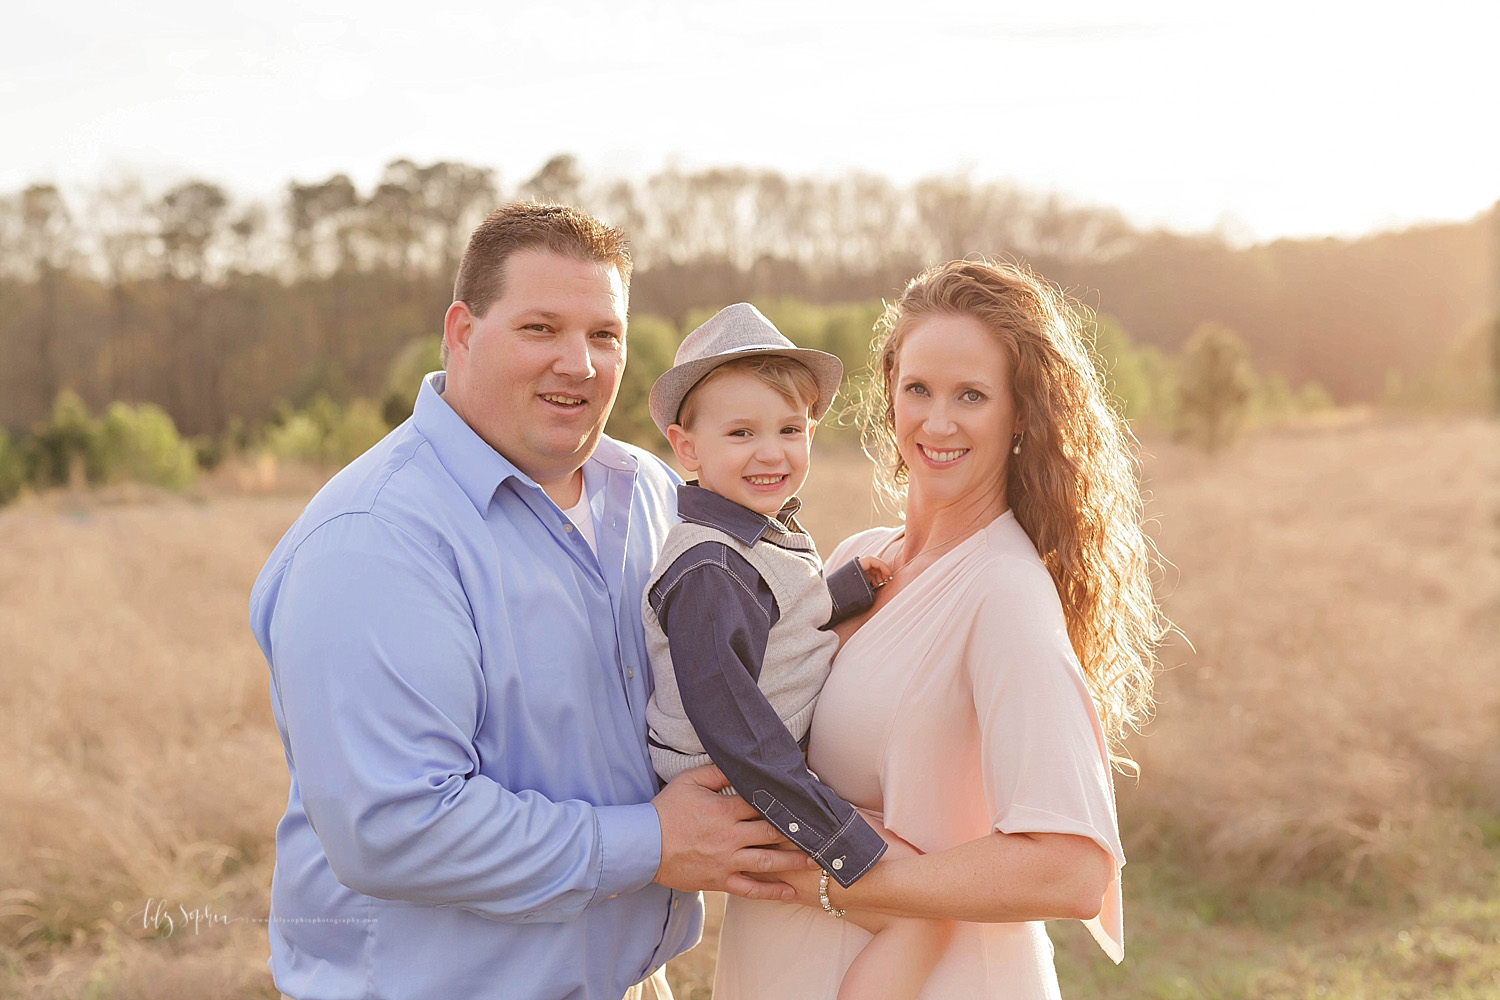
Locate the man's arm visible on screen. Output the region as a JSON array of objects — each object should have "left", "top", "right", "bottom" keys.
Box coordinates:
[
  {"left": 655, "top": 548, "right": 888, "bottom": 887},
  {"left": 266, "top": 512, "right": 662, "bottom": 923}
]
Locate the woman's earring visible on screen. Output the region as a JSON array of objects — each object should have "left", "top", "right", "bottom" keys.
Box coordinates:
[{"left": 1012, "top": 434, "right": 1022, "bottom": 456}]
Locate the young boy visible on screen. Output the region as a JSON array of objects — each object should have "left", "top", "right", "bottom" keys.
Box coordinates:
[{"left": 642, "top": 302, "right": 951, "bottom": 1000}]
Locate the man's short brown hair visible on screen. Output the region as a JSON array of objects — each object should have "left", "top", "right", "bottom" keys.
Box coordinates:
[{"left": 444, "top": 202, "right": 633, "bottom": 365}]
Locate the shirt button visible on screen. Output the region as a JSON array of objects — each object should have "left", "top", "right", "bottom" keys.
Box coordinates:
[
  {"left": 626, "top": 668, "right": 635, "bottom": 678},
  {"left": 607, "top": 893, "right": 618, "bottom": 899},
  {"left": 831, "top": 858, "right": 844, "bottom": 871},
  {"left": 788, "top": 823, "right": 799, "bottom": 833},
  {"left": 671, "top": 898, "right": 679, "bottom": 909},
  {"left": 563, "top": 523, "right": 574, "bottom": 533}
]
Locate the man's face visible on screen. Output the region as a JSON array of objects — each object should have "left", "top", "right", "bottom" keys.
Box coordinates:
[{"left": 443, "top": 250, "right": 628, "bottom": 491}]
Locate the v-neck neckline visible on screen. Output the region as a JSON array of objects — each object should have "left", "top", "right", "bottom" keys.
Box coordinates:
[{"left": 837, "top": 518, "right": 1003, "bottom": 655}]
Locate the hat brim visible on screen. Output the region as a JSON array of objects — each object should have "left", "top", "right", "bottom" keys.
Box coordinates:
[{"left": 649, "top": 346, "right": 845, "bottom": 436}]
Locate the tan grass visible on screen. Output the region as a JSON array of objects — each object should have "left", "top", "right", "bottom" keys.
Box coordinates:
[
  {"left": 0, "top": 417, "right": 1495, "bottom": 997},
  {"left": 1124, "top": 417, "right": 1500, "bottom": 892},
  {"left": 0, "top": 488, "right": 301, "bottom": 997}
]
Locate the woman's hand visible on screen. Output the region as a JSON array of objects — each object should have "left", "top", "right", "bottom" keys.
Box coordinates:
[
  {"left": 746, "top": 815, "right": 925, "bottom": 911},
  {"left": 751, "top": 863, "right": 826, "bottom": 908}
]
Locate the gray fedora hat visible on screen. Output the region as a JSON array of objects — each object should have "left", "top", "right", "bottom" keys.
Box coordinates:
[{"left": 648, "top": 302, "right": 844, "bottom": 436}]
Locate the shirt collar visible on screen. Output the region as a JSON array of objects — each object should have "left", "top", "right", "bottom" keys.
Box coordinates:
[
  {"left": 676, "top": 483, "right": 809, "bottom": 549},
  {"left": 412, "top": 372, "right": 637, "bottom": 516}
]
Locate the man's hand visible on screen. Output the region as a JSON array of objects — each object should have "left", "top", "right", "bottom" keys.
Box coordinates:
[{"left": 651, "top": 764, "right": 819, "bottom": 900}]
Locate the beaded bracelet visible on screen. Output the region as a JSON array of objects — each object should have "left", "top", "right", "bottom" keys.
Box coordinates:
[{"left": 818, "top": 871, "right": 845, "bottom": 918}]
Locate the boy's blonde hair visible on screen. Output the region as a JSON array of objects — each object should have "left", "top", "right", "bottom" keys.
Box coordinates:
[{"left": 676, "top": 355, "right": 820, "bottom": 430}]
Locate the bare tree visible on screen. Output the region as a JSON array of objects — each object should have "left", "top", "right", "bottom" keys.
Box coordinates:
[
  {"left": 364, "top": 160, "right": 424, "bottom": 272},
  {"left": 154, "top": 180, "right": 230, "bottom": 431},
  {"left": 521, "top": 154, "right": 583, "bottom": 206},
  {"left": 18, "top": 184, "right": 75, "bottom": 412},
  {"left": 158, "top": 180, "right": 229, "bottom": 283},
  {"left": 416, "top": 160, "right": 496, "bottom": 279},
  {"left": 90, "top": 176, "right": 155, "bottom": 400},
  {"left": 287, "top": 174, "right": 360, "bottom": 279}
]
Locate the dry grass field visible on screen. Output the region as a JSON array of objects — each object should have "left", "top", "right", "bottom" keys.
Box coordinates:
[{"left": 1, "top": 417, "right": 1496, "bottom": 999}]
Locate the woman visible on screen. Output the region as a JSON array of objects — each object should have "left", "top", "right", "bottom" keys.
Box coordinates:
[{"left": 713, "top": 258, "right": 1164, "bottom": 999}]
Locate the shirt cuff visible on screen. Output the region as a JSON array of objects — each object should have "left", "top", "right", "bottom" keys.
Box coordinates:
[
  {"left": 824, "top": 557, "right": 876, "bottom": 628},
  {"left": 749, "top": 789, "right": 888, "bottom": 888},
  {"left": 594, "top": 802, "right": 665, "bottom": 899}
]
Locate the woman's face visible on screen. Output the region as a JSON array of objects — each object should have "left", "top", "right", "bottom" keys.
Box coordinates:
[{"left": 892, "top": 312, "right": 1021, "bottom": 511}]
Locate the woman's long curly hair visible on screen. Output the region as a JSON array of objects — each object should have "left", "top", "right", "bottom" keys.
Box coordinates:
[{"left": 858, "top": 258, "right": 1165, "bottom": 769}]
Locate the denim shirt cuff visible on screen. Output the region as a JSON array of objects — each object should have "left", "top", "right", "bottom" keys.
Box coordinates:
[
  {"left": 824, "top": 557, "right": 876, "bottom": 628},
  {"left": 593, "top": 802, "right": 665, "bottom": 899},
  {"left": 748, "top": 789, "right": 888, "bottom": 888}
]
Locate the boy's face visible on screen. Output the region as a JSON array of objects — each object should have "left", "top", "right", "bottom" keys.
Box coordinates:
[{"left": 667, "top": 369, "right": 815, "bottom": 517}]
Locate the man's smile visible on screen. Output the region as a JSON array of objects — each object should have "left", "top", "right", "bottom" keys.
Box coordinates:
[{"left": 540, "top": 392, "right": 588, "bottom": 408}]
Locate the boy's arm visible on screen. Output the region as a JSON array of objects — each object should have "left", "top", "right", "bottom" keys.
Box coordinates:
[
  {"left": 653, "top": 544, "right": 887, "bottom": 888},
  {"left": 823, "top": 556, "right": 882, "bottom": 628}
]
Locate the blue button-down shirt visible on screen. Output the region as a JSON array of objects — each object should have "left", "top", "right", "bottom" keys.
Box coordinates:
[{"left": 249, "top": 373, "right": 698, "bottom": 1000}]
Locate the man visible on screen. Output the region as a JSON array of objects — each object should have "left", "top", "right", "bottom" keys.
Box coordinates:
[{"left": 249, "top": 203, "right": 810, "bottom": 1000}]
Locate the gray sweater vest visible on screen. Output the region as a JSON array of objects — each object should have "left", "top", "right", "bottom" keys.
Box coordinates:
[{"left": 643, "top": 517, "right": 838, "bottom": 782}]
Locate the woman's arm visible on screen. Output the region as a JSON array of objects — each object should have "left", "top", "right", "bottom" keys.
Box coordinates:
[{"left": 751, "top": 828, "right": 1114, "bottom": 923}]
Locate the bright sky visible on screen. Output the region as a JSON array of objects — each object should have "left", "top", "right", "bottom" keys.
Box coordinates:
[{"left": 4, "top": 0, "right": 1497, "bottom": 244}]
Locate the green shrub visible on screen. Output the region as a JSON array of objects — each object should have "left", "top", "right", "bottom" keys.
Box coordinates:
[
  {"left": 380, "top": 338, "right": 445, "bottom": 428},
  {"left": 1175, "top": 323, "right": 1256, "bottom": 452},
  {"left": 607, "top": 314, "right": 678, "bottom": 451},
  {"left": 0, "top": 429, "right": 26, "bottom": 505},
  {"left": 95, "top": 402, "right": 198, "bottom": 489},
  {"left": 1093, "top": 315, "right": 1177, "bottom": 429},
  {"left": 1249, "top": 373, "right": 1334, "bottom": 425},
  {"left": 29, "top": 390, "right": 99, "bottom": 487},
  {"left": 1381, "top": 314, "right": 1495, "bottom": 415},
  {"left": 326, "top": 398, "right": 389, "bottom": 463},
  {"left": 1296, "top": 381, "right": 1334, "bottom": 413},
  {"left": 264, "top": 394, "right": 390, "bottom": 466},
  {"left": 13, "top": 393, "right": 199, "bottom": 494},
  {"left": 264, "top": 411, "right": 326, "bottom": 463}
]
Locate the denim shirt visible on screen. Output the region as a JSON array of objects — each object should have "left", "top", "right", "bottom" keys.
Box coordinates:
[
  {"left": 248, "top": 373, "right": 698, "bottom": 1000},
  {"left": 647, "top": 484, "right": 888, "bottom": 887}
]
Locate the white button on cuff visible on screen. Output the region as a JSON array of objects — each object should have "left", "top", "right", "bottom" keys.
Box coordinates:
[
  {"left": 788, "top": 823, "right": 799, "bottom": 833},
  {"left": 831, "top": 858, "right": 844, "bottom": 870}
]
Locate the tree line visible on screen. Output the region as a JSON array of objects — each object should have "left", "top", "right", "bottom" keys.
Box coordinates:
[
  {"left": 0, "top": 291, "right": 1335, "bottom": 509},
  {"left": 1, "top": 155, "right": 1494, "bottom": 442}
]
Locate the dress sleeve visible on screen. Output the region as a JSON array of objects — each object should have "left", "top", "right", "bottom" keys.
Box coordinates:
[
  {"left": 965, "top": 556, "right": 1127, "bottom": 962},
  {"left": 656, "top": 548, "right": 887, "bottom": 887}
]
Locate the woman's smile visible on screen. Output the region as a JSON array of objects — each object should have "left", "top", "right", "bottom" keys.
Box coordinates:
[{"left": 917, "top": 445, "right": 970, "bottom": 466}]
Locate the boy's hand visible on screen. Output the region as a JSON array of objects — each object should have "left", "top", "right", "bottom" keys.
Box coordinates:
[{"left": 857, "top": 555, "right": 892, "bottom": 588}]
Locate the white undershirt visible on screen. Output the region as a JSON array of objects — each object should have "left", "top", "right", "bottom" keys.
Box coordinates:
[{"left": 562, "top": 491, "right": 597, "bottom": 553}]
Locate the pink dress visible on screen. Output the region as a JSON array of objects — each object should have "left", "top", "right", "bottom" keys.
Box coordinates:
[{"left": 713, "top": 512, "right": 1125, "bottom": 1000}]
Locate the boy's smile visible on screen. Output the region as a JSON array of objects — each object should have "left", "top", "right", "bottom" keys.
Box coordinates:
[{"left": 666, "top": 370, "right": 815, "bottom": 517}]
